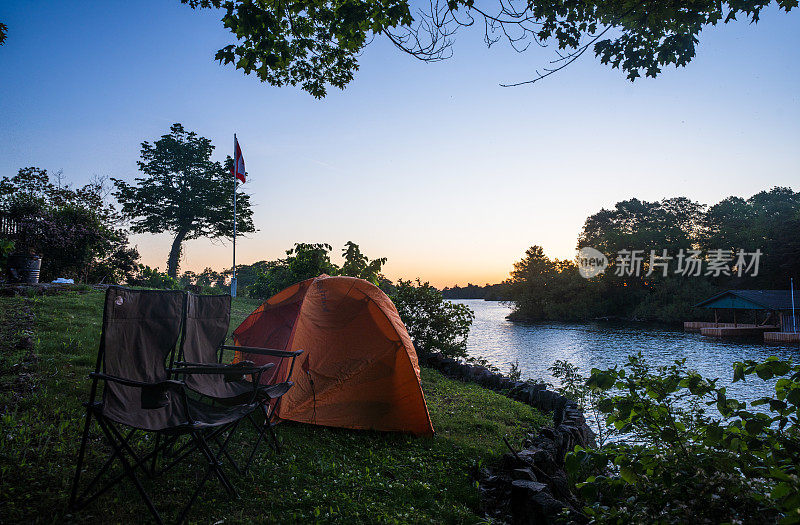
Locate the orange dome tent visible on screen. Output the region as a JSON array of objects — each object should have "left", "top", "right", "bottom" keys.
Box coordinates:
[{"left": 232, "top": 275, "right": 434, "bottom": 436}]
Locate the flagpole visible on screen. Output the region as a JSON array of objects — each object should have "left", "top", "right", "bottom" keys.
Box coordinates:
[
  {"left": 791, "top": 278, "right": 796, "bottom": 333},
  {"left": 232, "top": 133, "right": 237, "bottom": 298}
]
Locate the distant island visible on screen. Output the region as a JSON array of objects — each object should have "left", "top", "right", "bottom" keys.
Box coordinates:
[{"left": 440, "top": 283, "right": 511, "bottom": 301}]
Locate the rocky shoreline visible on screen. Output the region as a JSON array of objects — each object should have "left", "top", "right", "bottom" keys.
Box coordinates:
[{"left": 422, "top": 352, "right": 596, "bottom": 524}]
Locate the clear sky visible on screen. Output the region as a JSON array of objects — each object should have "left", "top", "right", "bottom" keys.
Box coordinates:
[{"left": 1, "top": 1, "right": 798, "bottom": 287}]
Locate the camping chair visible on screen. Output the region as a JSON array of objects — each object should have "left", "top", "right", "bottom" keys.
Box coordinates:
[
  {"left": 68, "top": 286, "right": 270, "bottom": 524},
  {"left": 175, "top": 292, "right": 302, "bottom": 469}
]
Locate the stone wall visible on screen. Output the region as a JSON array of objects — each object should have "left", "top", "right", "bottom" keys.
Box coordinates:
[{"left": 422, "top": 353, "right": 596, "bottom": 524}]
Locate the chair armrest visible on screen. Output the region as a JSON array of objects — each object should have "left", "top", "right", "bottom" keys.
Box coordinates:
[
  {"left": 175, "top": 360, "right": 274, "bottom": 370},
  {"left": 175, "top": 361, "right": 230, "bottom": 368},
  {"left": 169, "top": 361, "right": 274, "bottom": 376},
  {"left": 222, "top": 345, "right": 304, "bottom": 358},
  {"left": 89, "top": 373, "right": 188, "bottom": 410},
  {"left": 89, "top": 372, "right": 185, "bottom": 389}
]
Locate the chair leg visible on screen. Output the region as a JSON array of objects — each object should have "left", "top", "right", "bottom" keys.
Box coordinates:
[
  {"left": 191, "top": 427, "right": 239, "bottom": 498},
  {"left": 74, "top": 428, "right": 138, "bottom": 507},
  {"left": 174, "top": 458, "right": 215, "bottom": 525},
  {"left": 69, "top": 404, "right": 95, "bottom": 510},
  {"left": 150, "top": 434, "right": 161, "bottom": 475},
  {"left": 244, "top": 416, "right": 270, "bottom": 473},
  {"left": 95, "top": 417, "right": 164, "bottom": 525},
  {"left": 267, "top": 421, "right": 282, "bottom": 454},
  {"left": 158, "top": 425, "right": 228, "bottom": 476},
  {"left": 212, "top": 433, "right": 242, "bottom": 475},
  {"left": 243, "top": 401, "right": 284, "bottom": 473},
  {"left": 263, "top": 402, "right": 283, "bottom": 453},
  {"left": 106, "top": 420, "right": 157, "bottom": 476}
]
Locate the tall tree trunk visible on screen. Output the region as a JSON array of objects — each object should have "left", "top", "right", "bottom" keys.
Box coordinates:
[{"left": 167, "top": 228, "right": 188, "bottom": 279}]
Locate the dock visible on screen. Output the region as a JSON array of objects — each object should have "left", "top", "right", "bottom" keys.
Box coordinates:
[
  {"left": 699, "top": 325, "right": 779, "bottom": 338},
  {"left": 690, "top": 290, "right": 798, "bottom": 342},
  {"left": 684, "top": 322, "right": 746, "bottom": 333},
  {"left": 764, "top": 332, "right": 800, "bottom": 343}
]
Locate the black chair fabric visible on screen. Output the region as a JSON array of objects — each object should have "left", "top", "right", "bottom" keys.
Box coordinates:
[
  {"left": 70, "top": 286, "right": 259, "bottom": 524},
  {"left": 180, "top": 293, "right": 254, "bottom": 399}
]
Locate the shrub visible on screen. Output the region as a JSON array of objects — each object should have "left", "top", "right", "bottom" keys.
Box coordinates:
[
  {"left": 0, "top": 238, "right": 14, "bottom": 277},
  {"left": 246, "top": 242, "right": 388, "bottom": 299},
  {"left": 391, "top": 279, "right": 474, "bottom": 359},
  {"left": 563, "top": 354, "right": 800, "bottom": 524},
  {"left": 0, "top": 167, "right": 139, "bottom": 282},
  {"left": 127, "top": 265, "right": 180, "bottom": 289}
]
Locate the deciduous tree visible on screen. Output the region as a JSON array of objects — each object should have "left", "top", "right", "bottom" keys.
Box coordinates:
[
  {"left": 182, "top": 1, "right": 796, "bottom": 97},
  {"left": 112, "top": 123, "right": 255, "bottom": 279}
]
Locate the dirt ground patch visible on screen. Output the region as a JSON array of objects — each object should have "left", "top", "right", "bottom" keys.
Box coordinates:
[{"left": 0, "top": 296, "right": 38, "bottom": 414}]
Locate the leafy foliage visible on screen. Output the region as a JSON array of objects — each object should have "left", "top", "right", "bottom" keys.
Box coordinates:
[
  {"left": 112, "top": 123, "right": 255, "bottom": 279},
  {"left": 564, "top": 355, "right": 800, "bottom": 524},
  {"left": 550, "top": 359, "right": 611, "bottom": 447},
  {"left": 441, "top": 282, "right": 511, "bottom": 300},
  {"left": 176, "top": 266, "right": 232, "bottom": 293},
  {"left": 182, "top": 1, "right": 796, "bottom": 96},
  {"left": 127, "top": 265, "right": 181, "bottom": 290},
  {"left": 0, "top": 239, "right": 14, "bottom": 277},
  {"left": 247, "top": 242, "right": 339, "bottom": 298},
  {"left": 341, "top": 241, "right": 388, "bottom": 283},
  {"left": 705, "top": 187, "right": 800, "bottom": 285},
  {"left": 182, "top": 0, "right": 413, "bottom": 98},
  {"left": 246, "top": 241, "right": 388, "bottom": 299},
  {"left": 507, "top": 245, "right": 601, "bottom": 321},
  {"left": 391, "top": 278, "right": 474, "bottom": 359},
  {"left": 0, "top": 167, "right": 139, "bottom": 283}
]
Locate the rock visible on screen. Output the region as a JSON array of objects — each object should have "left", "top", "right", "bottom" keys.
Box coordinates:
[
  {"left": 510, "top": 480, "right": 550, "bottom": 525},
  {"left": 530, "top": 489, "right": 568, "bottom": 520},
  {"left": 511, "top": 468, "right": 537, "bottom": 481}
]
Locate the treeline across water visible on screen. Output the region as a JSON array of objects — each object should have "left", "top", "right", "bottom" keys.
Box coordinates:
[
  {"left": 502, "top": 187, "right": 800, "bottom": 324},
  {"left": 441, "top": 283, "right": 511, "bottom": 301}
]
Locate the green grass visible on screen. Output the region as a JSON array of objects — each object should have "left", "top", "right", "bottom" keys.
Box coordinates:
[{"left": 0, "top": 290, "right": 549, "bottom": 524}]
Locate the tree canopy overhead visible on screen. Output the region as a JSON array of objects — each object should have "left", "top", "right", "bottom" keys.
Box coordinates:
[
  {"left": 182, "top": 0, "right": 796, "bottom": 97},
  {"left": 112, "top": 123, "right": 255, "bottom": 278}
]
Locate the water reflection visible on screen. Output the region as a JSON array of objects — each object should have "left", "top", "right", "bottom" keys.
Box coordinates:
[{"left": 452, "top": 299, "right": 799, "bottom": 403}]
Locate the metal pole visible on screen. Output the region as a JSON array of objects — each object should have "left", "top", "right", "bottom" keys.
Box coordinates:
[
  {"left": 791, "top": 278, "right": 796, "bottom": 333},
  {"left": 232, "top": 133, "right": 237, "bottom": 298}
]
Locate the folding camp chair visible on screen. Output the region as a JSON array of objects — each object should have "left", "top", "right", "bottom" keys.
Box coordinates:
[
  {"left": 68, "top": 287, "right": 270, "bottom": 524},
  {"left": 175, "top": 292, "right": 302, "bottom": 470}
]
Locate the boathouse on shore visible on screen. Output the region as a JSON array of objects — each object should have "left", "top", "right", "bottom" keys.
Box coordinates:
[{"left": 687, "top": 289, "right": 799, "bottom": 342}]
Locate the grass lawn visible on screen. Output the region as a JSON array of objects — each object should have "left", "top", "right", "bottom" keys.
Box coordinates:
[{"left": 0, "top": 289, "right": 549, "bottom": 524}]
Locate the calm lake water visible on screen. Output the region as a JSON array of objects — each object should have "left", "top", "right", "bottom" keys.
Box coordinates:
[{"left": 451, "top": 299, "right": 800, "bottom": 402}]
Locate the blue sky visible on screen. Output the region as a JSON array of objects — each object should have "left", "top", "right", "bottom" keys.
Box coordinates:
[{"left": 1, "top": 1, "right": 798, "bottom": 286}]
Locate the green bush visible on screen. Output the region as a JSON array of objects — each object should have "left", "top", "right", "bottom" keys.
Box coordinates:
[
  {"left": 391, "top": 279, "right": 474, "bottom": 360},
  {"left": 563, "top": 354, "right": 800, "bottom": 524},
  {"left": 246, "top": 241, "right": 388, "bottom": 299},
  {"left": 0, "top": 238, "right": 14, "bottom": 276},
  {"left": 0, "top": 167, "right": 139, "bottom": 283},
  {"left": 127, "top": 265, "right": 180, "bottom": 289}
]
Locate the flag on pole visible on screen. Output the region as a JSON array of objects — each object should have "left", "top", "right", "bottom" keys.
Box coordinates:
[{"left": 231, "top": 137, "right": 246, "bottom": 183}]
